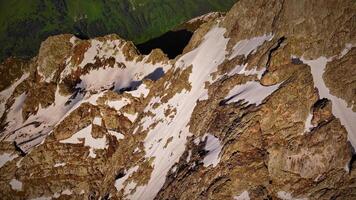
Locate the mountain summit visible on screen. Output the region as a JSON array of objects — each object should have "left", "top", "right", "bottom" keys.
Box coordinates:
[{"left": 1, "top": 0, "right": 356, "bottom": 199}]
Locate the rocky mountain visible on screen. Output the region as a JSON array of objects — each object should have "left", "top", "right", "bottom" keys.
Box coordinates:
[
  {"left": 1, "top": 0, "right": 356, "bottom": 199},
  {"left": 0, "top": 0, "right": 236, "bottom": 62}
]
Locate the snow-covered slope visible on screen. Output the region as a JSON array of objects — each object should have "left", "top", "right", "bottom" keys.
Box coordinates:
[{"left": 1, "top": 0, "right": 356, "bottom": 199}]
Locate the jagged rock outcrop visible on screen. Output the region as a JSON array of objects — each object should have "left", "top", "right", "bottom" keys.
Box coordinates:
[{"left": 0, "top": 0, "right": 355, "bottom": 199}]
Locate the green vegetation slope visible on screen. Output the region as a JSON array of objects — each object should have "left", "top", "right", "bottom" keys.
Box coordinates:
[{"left": 0, "top": 0, "right": 236, "bottom": 61}]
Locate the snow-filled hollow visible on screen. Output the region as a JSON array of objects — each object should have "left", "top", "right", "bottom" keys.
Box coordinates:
[{"left": 301, "top": 53, "right": 356, "bottom": 149}]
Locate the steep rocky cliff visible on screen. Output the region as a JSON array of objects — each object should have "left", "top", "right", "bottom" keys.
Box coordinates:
[{"left": 0, "top": 0, "right": 356, "bottom": 199}]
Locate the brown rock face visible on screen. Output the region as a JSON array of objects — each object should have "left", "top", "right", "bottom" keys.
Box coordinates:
[
  {"left": 324, "top": 48, "right": 356, "bottom": 111},
  {"left": 1, "top": 0, "right": 356, "bottom": 199}
]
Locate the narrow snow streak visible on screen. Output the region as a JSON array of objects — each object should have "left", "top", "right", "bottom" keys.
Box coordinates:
[
  {"left": 54, "top": 162, "right": 66, "bottom": 167},
  {"left": 0, "top": 153, "right": 18, "bottom": 168},
  {"left": 304, "top": 112, "right": 314, "bottom": 133},
  {"left": 229, "top": 33, "right": 273, "bottom": 59},
  {"left": 302, "top": 56, "right": 356, "bottom": 148},
  {"left": 228, "top": 64, "right": 266, "bottom": 79},
  {"left": 0, "top": 73, "right": 29, "bottom": 116},
  {"left": 226, "top": 81, "right": 281, "bottom": 106},
  {"left": 277, "top": 191, "right": 307, "bottom": 200},
  {"left": 108, "top": 130, "right": 125, "bottom": 140}
]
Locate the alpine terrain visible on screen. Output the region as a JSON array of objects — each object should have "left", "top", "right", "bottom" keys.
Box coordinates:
[{"left": 0, "top": 0, "right": 356, "bottom": 199}]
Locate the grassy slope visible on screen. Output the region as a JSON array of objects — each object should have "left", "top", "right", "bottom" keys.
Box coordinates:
[{"left": 0, "top": 0, "right": 236, "bottom": 61}]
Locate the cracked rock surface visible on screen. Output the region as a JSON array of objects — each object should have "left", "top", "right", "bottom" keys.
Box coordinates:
[{"left": 0, "top": 0, "right": 356, "bottom": 199}]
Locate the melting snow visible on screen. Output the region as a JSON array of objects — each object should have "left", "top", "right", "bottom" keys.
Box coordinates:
[
  {"left": 186, "top": 150, "right": 192, "bottom": 162},
  {"left": 0, "top": 73, "right": 29, "bottom": 116},
  {"left": 79, "top": 67, "right": 130, "bottom": 91},
  {"left": 203, "top": 134, "right": 222, "bottom": 167},
  {"left": 124, "top": 181, "right": 138, "bottom": 195},
  {"left": 61, "top": 189, "right": 73, "bottom": 195},
  {"left": 63, "top": 38, "right": 170, "bottom": 92},
  {"left": 304, "top": 112, "right": 315, "bottom": 133},
  {"left": 93, "top": 117, "right": 102, "bottom": 126},
  {"left": 54, "top": 162, "right": 66, "bottom": 167},
  {"left": 115, "top": 166, "right": 139, "bottom": 192},
  {"left": 302, "top": 56, "right": 356, "bottom": 148},
  {"left": 4, "top": 92, "right": 27, "bottom": 128},
  {"left": 9, "top": 179, "right": 22, "bottom": 191},
  {"left": 228, "top": 64, "right": 266, "bottom": 79},
  {"left": 234, "top": 191, "right": 250, "bottom": 200},
  {"left": 340, "top": 43, "right": 354, "bottom": 57},
  {"left": 127, "top": 83, "right": 150, "bottom": 98},
  {"left": 130, "top": 24, "right": 231, "bottom": 199},
  {"left": 2, "top": 87, "right": 84, "bottom": 152},
  {"left": 107, "top": 98, "right": 130, "bottom": 111},
  {"left": 229, "top": 33, "right": 273, "bottom": 59},
  {"left": 60, "top": 125, "right": 107, "bottom": 158},
  {"left": 225, "top": 81, "right": 281, "bottom": 106},
  {"left": 277, "top": 191, "right": 307, "bottom": 200},
  {"left": 108, "top": 130, "right": 125, "bottom": 140},
  {"left": 29, "top": 196, "right": 52, "bottom": 200},
  {"left": 0, "top": 153, "right": 18, "bottom": 168},
  {"left": 123, "top": 112, "right": 138, "bottom": 122}
]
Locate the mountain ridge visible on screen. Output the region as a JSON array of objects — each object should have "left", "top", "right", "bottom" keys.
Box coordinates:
[
  {"left": 0, "top": 0, "right": 356, "bottom": 199},
  {"left": 0, "top": 0, "right": 236, "bottom": 62}
]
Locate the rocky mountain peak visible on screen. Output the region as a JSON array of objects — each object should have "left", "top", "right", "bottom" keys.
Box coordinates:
[{"left": 0, "top": 0, "right": 355, "bottom": 199}]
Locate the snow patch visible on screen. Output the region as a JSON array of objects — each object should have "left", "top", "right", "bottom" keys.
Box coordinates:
[
  {"left": 10, "top": 179, "right": 22, "bottom": 191},
  {"left": 62, "top": 189, "right": 73, "bottom": 195},
  {"left": 54, "top": 162, "right": 66, "bottom": 168},
  {"left": 302, "top": 56, "right": 356, "bottom": 148},
  {"left": 186, "top": 150, "right": 192, "bottom": 162},
  {"left": 69, "top": 36, "right": 77, "bottom": 45},
  {"left": 93, "top": 117, "right": 102, "bottom": 126},
  {"left": 29, "top": 196, "right": 52, "bottom": 200},
  {"left": 203, "top": 134, "right": 222, "bottom": 167},
  {"left": 277, "top": 191, "right": 307, "bottom": 200},
  {"left": 60, "top": 125, "right": 107, "bottom": 158},
  {"left": 127, "top": 83, "right": 150, "bottom": 98},
  {"left": 226, "top": 81, "right": 281, "bottom": 106},
  {"left": 0, "top": 73, "right": 29, "bottom": 116},
  {"left": 108, "top": 130, "right": 125, "bottom": 140},
  {"left": 0, "top": 153, "right": 18, "bottom": 168},
  {"left": 65, "top": 38, "right": 170, "bottom": 92},
  {"left": 115, "top": 166, "right": 139, "bottom": 192},
  {"left": 107, "top": 98, "right": 130, "bottom": 111},
  {"left": 2, "top": 86, "right": 84, "bottom": 152},
  {"left": 228, "top": 64, "right": 266, "bottom": 79},
  {"left": 339, "top": 43, "right": 354, "bottom": 58},
  {"left": 229, "top": 33, "right": 273, "bottom": 59},
  {"left": 234, "top": 191, "right": 250, "bottom": 200},
  {"left": 124, "top": 181, "right": 138, "bottom": 196},
  {"left": 304, "top": 112, "right": 315, "bottom": 133},
  {"left": 123, "top": 112, "right": 138, "bottom": 122}
]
